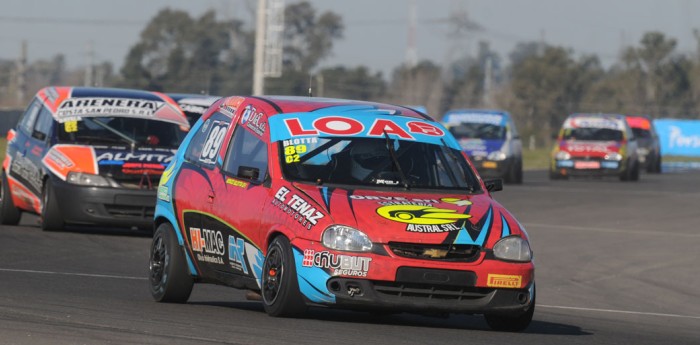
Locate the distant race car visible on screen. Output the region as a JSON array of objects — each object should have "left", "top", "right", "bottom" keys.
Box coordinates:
[
  {"left": 168, "top": 93, "right": 221, "bottom": 126},
  {"left": 0, "top": 87, "right": 190, "bottom": 230},
  {"left": 149, "top": 96, "right": 536, "bottom": 331},
  {"left": 442, "top": 109, "right": 523, "bottom": 184},
  {"left": 550, "top": 113, "right": 639, "bottom": 181},
  {"left": 625, "top": 115, "right": 662, "bottom": 173}
]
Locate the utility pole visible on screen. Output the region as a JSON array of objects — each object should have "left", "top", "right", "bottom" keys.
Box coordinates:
[
  {"left": 405, "top": 0, "right": 417, "bottom": 68},
  {"left": 84, "top": 41, "right": 94, "bottom": 87},
  {"left": 253, "top": 0, "right": 267, "bottom": 96},
  {"left": 16, "top": 40, "right": 27, "bottom": 105}
]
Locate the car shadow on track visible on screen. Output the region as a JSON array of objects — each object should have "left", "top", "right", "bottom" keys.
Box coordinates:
[
  {"left": 19, "top": 213, "right": 153, "bottom": 237},
  {"left": 188, "top": 300, "right": 590, "bottom": 335}
]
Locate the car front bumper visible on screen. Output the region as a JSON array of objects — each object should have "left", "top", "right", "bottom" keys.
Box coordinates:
[
  {"left": 552, "top": 159, "right": 624, "bottom": 176},
  {"left": 471, "top": 157, "right": 515, "bottom": 179},
  {"left": 292, "top": 238, "right": 534, "bottom": 315},
  {"left": 51, "top": 177, "right": 157, "bottom": 229}
]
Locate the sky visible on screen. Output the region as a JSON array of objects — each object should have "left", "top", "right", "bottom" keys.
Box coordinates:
[{"left": 1, "top": 0, "right": 699, "bottom": 76}]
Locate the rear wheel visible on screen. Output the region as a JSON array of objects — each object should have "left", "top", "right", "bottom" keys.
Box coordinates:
[
  {"left": 261, "top": 236, "right": 307, "bottom": 317},
  {"left": 149, "top": 222, "right": 194, "bottom": 303},
  {"left": 41, "top": 179, "right": 64, "bottom": 231},
  {"left": 485, "top": 286, "right": 536, "bottom": 332},
  {"left": 0, "top": 174, "right": 21, "bottom": 225}
]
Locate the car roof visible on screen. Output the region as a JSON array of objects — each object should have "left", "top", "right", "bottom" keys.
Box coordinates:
[
  {"left": 36, "top": 86, "right": 190, "bottom": 128},
  {"left": 252, "top": 96, "right": 433, "bottom": 121}
]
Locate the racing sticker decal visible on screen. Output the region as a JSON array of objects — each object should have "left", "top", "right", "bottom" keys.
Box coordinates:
[
  {"left": 56, "top": 98, "right": 164, "bottom": 120},
  {"left": 350, "top": 194, "right": 440, "bottom": 206},
  {"left": 272, "top": 186, "right": 325, "bottom": 230},
  {"left": 226, "top": 177, "right": 250, "bottom": 189},
  {"left": 376, "top": 204, "right": 472, "bottom": 233},
  {"left": 240, "top": 104, "right": 267, "bottom": 136},
  {"left": 282, "top": 139, "right": 312, "bottom": 164},
  {"left": 189, "top": 227, "right": 226, "bottom": 265},
  {"left": 447, "top": 205, "right": 493, "bottom": 246},
  {"left": 64, "top": 120, "right": 78, "bottom": 133},
  {"left": 302, "top": 249, "right": 372, "bottom": 277},
  {"left": 199, "top": 120, "right": 229, "bottom": 165},
  {"left": 487, "top": 274, "right": 522, "bottom": 288}
]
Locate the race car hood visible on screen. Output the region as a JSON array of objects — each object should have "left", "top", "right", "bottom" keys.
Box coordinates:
[
  {"left": 42, "top": 144, "right": 175, "bottom": 186},
  {"left": 457, "top": 138, "right": 504, "bottom": 157},
  {"left": 290, "top": 183, "right": 524, "bottom": 247},
  {"left": 559, "top": 140, "right": 621, "bottom": 158}
]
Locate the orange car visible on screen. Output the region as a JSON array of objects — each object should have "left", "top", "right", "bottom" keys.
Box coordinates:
[{"left": 1, "top": 86, "right": 190, "bottom": 231}]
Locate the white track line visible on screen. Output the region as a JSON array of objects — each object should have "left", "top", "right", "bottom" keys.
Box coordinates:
[
  {"left": 539, "top": 304, "right": 700, "bottom": 320},
  {"left": 0, "top": 268, "right": 147, "bottom": 280},
  {"left": 4, "top": 268, "right": 699, "bottom": 320},
  {"left": 524, "top": 222, "right": 699, "bottom": 238}
]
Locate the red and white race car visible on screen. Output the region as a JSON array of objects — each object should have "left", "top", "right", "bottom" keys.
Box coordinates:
[
  {"left": 150, "top": 96, "right": 535, "bottom": 331},
  {"left": 550, "top": 113, "right": 640, "bottom": 181}
]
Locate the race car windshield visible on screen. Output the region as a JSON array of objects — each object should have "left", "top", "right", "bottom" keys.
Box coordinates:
[
  {"left": 562, "top": 127, "right": 624, "bottom": 141},
  {"left": 57, "top": 117, "right": 186, "bottom": 148},
  {"left": 280, "top": 137, "right": 480, "bottom": 191},
  {"left": 631, "top": 127, "right": 652, "bottom": 139},
  {"left": 448, "top": 123, "right": 506, "bottom": 140}
]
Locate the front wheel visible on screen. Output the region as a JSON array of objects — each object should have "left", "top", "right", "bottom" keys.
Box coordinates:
[
  {"left": 0, "top": 174, "right": 21, "bottom": 225},
  {"left": 41, "top": 179, "right": 64, "bottom": 231},
  {"left": 261, "top": 236, "right": 307, "bottom": 317},
  {"left": 484, "top": 286, "right": 536, "bottom": 332},
  {"left": 149, "top": 223, "right": 194, "bottom": 303}
]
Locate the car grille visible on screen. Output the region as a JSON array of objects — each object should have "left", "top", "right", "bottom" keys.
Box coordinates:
[
  {"left": 388, "top": 242, "right": 481, "bottom": 262},
  {"left": 105, "top": 204, "right": 155, "bottom": 218},
  {"left": 373, "top": 281, "right": 493, "bottom": 301}
]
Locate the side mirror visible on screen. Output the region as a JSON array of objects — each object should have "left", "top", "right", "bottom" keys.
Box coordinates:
[
  {"left": 32, "top": 130, "right": 46, "bottom": 141},
  {"left": 237, "top": 166, "right": 260, "bottom": 181},
  {"left": 484, "top": 179, "right": 503, "bottom": 192}
]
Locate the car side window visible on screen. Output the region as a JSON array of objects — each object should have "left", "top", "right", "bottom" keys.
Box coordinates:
[
  {"left": 509, "top": 118, "right": 519, "bottom": 138},
  {"left": 18, "top": 98, "right": 41, "bottom": 135},
  {"left": 222, "top": 126, "right": 268, "bottom": 183},
  {"left": 184, "top": 112, "right": 231, "bottom": 169},
  {"left": 32, "top": 106, "right": 53, "bottom": 142}
]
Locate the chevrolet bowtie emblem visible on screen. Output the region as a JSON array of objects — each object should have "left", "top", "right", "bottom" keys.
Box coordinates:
[{"left": 423, "top": 248, "right": 449, "bottom": 258}]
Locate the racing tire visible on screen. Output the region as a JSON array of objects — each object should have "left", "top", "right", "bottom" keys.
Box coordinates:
[
  {"left": 0, "top": 174, "right": 21, "bottom": 225},
  {"left": 41, "top": 179, "right": 64, "bottom": 231},
  {"left": 261, "top": 236, "right": 307, "bottom": 317},
  {"left": 508, "top": 160, "right": 523, "bottom": 184},
  {"left": 648, "top": 155, "right": 662, "bottom": 174},
  {"left": 548, "top": 170, "right": 565, "bottom": 180},
  {"left": 629, "top": 161, "right": 640, "bottom": 181},
  {"left": 149, "top": 222, "right": 194, "bottom": 303},
  {"left": 484, "top": 286, "right": 536, "bottom": 332}
]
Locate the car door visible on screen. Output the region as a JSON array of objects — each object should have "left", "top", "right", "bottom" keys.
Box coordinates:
[
  {"left": 6, "top": 98, "right": 43, "bottom": 212},
  {"left": 176, "top": 111, "right": 233, "bottom": 275},
  {"left": 208, "top": 105, "right": 270, "bottom": 280}
]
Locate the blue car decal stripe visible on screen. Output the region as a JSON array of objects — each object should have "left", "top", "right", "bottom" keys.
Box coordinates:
[
  {"left": 501, "top": 215, "right": 510, "bottom": 237},
  {"left": 293, "top": 248, "right": 335, "bottom": 304},
  {"left": 453, "top": 206, "right": 492, "bottom": 246}
]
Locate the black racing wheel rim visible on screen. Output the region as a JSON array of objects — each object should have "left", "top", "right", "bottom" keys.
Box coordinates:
[
  {"left": 262, "top": 244, "right": 284, "bottom": 304},
  {"left": 149, "top": 234, "right": 167, "bottom": 287}
]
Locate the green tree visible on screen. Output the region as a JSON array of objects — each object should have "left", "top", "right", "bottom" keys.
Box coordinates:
[
  {"left": 120, "top": 9, "right": 251, "bottom": 94},
  {"left": 267, "top": 1, "right": 344, "bottom": 95}
]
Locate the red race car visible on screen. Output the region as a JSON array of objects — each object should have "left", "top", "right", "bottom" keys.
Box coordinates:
[{"left": 150, "top": 96, "right": 535, "bottom": 331}]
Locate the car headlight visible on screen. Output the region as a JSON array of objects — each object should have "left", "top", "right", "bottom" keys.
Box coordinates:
[
  {"left": 555, "top": 151, "right": 571, "bottom": 160},
  {"left": 604, "top": 152, "right": 622, "bottom": 161},
  {"left": 322, "top": 225, "right": 372, "bottom": 252},
  {"left": 66, "top": 172, "right": 111, "bottom": 187},
  {"left": 487, "top": 151, "right": 507, "bottom": 161},
  {"left": 493, "top": 236, "right": 532, "bottom": 262}
]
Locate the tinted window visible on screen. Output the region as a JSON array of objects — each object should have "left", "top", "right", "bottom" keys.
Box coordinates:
[
  {"left": 449, "top": 123, "right": 506, "bottom": 140},
  {"left": 562, "top": 128, "right": 624, "bottom": 141},
  {"left": 631, "top": 128, "right": 651, "bottom": 139},
  {"left": 32, "top": 106, "right": 53, "bottom": 141},
  {"left": 280, "top": 137, "right": 479, "bottom": 191},
  {"left": 184, "top": 112, "right": 231, "bottom": 169},
  {"left": 19, "top": 99, "right": 41, "bottom": 134},
  {"left": 222, "top": 126, "right": 268, "bottom": 182}
]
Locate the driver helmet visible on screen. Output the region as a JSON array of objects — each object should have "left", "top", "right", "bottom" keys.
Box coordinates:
[{"left": 349, "top": 140, "right": 389, "bottom": 181}]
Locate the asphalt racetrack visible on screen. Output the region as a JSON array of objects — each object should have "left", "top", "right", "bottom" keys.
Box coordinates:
[{"left": 1, "top": 170, "right": 699, "bottom": 344}]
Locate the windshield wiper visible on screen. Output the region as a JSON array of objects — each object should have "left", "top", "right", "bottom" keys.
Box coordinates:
[
  {"left": 88, "top": 118, "right": 137, "bottom": 150},
  {"left": 440, "top": 138, "right": 475, "bottom": 193},
  {"left": 383, "top": 131, "right": 410, "bottom": 189}
]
